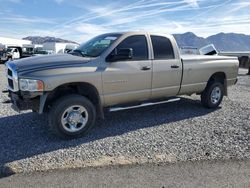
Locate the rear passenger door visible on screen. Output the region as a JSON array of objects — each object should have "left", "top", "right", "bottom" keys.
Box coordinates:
[{"left": 150, "top": 35, "right": 182, "bottom": 99}]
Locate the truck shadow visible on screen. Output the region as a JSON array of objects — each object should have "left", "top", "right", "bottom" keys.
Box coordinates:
[{"left": 0, "top": 97, "right": 218, "bottom": 167}]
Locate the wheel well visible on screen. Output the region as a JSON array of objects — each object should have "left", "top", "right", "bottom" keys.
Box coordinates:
[
  {"left": 208, "top": 72, "right": 226, "bottom": 85},
  {"left": 43, "top": 82, "right": 104, "bottom": 118},
  {"left": 207, "top": 72, "right": 227, "bottom": 95}
]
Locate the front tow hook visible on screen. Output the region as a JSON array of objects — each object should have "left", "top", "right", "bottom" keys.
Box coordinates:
[{"left": 2, "top": 90, "right": 8, "bottom": 93}]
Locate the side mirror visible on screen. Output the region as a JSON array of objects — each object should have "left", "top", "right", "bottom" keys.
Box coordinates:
[{"left": 106, "top": 48, "right": 133, "bottom": 62}]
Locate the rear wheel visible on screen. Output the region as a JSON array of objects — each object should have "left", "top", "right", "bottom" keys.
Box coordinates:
[
  {"left": 49, "top": 94, "right": 96, "bottom": 139},
  {"left": 201, "top": 82, "right": 224, "bottom": 108}
]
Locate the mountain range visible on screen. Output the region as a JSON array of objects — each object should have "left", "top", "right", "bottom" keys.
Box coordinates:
[
  {"left": 23, "top": 32, "right": 250, "bottom": 52},
  {"left": 22, "top": 36, "right": 78, "bottom": 45},
  {"left": 173, "top": 32, "right": 250, "bottom": 51}
]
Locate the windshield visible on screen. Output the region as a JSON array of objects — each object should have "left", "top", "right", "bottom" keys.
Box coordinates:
[
  {"left": 74, "top": 33, "right": 121, "bottom": 57},
  {"left": 6, "top": 48, "right": 13, "bottom": 52}
]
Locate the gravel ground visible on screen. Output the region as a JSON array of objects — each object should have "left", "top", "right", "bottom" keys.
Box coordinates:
[{"left": 0, "top": 65, "right": 249, "bottom": 175}]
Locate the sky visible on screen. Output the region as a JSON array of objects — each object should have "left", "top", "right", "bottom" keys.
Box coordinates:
[{"left": 0, "top": 0, "right": 250, "bottom": 43}]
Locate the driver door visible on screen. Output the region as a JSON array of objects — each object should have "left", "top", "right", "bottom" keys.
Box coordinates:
[{"left": 102, "top": 35, "right": 152, "bottom": 106}]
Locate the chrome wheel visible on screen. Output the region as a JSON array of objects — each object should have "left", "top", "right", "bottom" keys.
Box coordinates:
[
  {"left": 210, "top": 86, "right": 221, "bottom": 104},
  {"left": 61, "top": 105, "right": 89, "bottom": 133}
]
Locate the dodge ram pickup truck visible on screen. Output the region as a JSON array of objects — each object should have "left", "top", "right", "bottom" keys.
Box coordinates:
[{"left": 5, "top": 32, "right": 239, "bottom": 139}]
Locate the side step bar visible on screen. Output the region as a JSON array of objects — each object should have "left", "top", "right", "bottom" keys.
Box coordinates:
[{"left": 109, "top": 98, "right": 180, "bottom": 112}]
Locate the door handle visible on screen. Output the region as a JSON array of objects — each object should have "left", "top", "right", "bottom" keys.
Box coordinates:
[
  {"left": 171, "top": 65, "right": 179, "bottom": 69},
  {"left": 140, "top": 66, "right": 151, "bottom": 71}
]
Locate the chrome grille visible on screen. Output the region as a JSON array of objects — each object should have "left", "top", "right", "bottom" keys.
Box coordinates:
[
  {"left": 8, "top": 69, "right": 13, "bottom": 77},
  {"left": 6, "top": 62, "right": 19, "bottom": 92},
  {"left": 8, "top": 78, "right": 14, "bottom": 89}
]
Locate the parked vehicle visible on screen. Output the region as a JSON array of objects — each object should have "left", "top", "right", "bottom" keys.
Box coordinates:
[
  {"left": 219, "top": 51, "right": 250, "bottom": 75},
  {"left": 0, "top": 37, "right": 32, "bottom": 62},
  {"left": 5, "top": 32, "right": 239, "bottom": 139},
  {"left": 1, "top": 46, "right": 34, "bottom": 62},
  {"left": 6, "top": 47, "right": 21, "bottom": 60},
  {"left": 0, "top": 50, "right": 7, "bottom": 63}
]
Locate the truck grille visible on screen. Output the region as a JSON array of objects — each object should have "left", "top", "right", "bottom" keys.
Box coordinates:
[
  {"left": 8, "top": 78, "right": 14, "bottom": 89},
  {"left": 8, "top": 69, "right": 13, "bottom": 77},
  {"left": 6, "top": 62, "right": 19, "bottom": 92}
]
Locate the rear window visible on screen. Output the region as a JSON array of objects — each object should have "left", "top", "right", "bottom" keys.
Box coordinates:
[{"left": 150, "top": 35, "right": 175, "bottom": 60}]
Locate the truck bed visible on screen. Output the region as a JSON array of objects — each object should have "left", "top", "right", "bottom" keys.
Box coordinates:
[
  {"left": 181, "top": 54, "right": 238, "bottom": 61},
  {"left": 178, "top": 54, "right": 239, "bottom": 95}
]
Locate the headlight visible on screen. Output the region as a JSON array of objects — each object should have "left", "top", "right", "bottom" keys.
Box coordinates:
[{"left": 19, "top": 79, "right": 44, "bottom": 91}]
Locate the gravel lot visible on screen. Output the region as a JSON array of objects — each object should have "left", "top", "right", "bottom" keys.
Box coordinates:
[{"left": 0, "top": 65, "right": 249, "bottom": 175}]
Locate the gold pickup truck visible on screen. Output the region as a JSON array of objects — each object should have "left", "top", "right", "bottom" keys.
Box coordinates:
[{"left": 5, "top": 32, "right": 239, "bottom": 139}]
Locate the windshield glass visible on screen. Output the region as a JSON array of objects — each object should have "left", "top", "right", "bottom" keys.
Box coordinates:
[
  {"left": 6, "top": 48, "right": 13, "bottom": 52},
  {"left": 75, "top": 33, "right": 121, "bottom": 57}
]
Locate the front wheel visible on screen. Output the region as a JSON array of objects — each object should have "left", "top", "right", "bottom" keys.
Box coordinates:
[
  {"left": 49, "top": 94, "right": 96, "bottom": 139},
  {"left": 201, "top": 82, "right": 224, "bottom": 108}
]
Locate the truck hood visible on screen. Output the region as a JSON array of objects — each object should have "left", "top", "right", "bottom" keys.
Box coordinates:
[{"left": 12, "top": 54, "right": 92, "bottom": 73}]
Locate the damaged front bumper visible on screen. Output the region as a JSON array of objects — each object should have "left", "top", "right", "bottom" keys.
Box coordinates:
[{"left": 7, "top": 91, "right": 40, "bottom": 113}]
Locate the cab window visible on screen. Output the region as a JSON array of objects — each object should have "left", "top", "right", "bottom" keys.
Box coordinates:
[
  {"left": 116, "top": 35, "right": 148, "bottom": 60},
  {"left": 150, "top": 35, "right": 175, "bottom": 59}
]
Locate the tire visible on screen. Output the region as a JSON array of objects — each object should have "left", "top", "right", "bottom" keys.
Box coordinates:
[
  {"left": 49, "top": 94, "right": 96, "bottom": 139},
  {"left": 201, "top": 82, "right": 224, "bottom": 108}
]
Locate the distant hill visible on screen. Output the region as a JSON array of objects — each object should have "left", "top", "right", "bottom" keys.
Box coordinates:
[
  {"left": 173, "top": 32, "right": 209, "bottom": 49},
  {"left": 22, "top": 36, "right": 78, "bottom": 44},
  {"left": 207, "top": 33, "right": 250, "bottom": 51},
  {"left": 173, "top": 32, "right": 250, "bottom": 51}
]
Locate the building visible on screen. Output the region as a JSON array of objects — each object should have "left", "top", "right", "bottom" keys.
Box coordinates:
[
  {"left": 42, "top": 42, "right": 79, "bottom": 54},
  {"left": 0, "top": 36, "right": 31, "bottom": 48}
]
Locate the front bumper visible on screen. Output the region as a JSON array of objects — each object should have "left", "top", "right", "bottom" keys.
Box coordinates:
[{"left": 8, "top": 91, "right": 40, "bottom": 112}]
